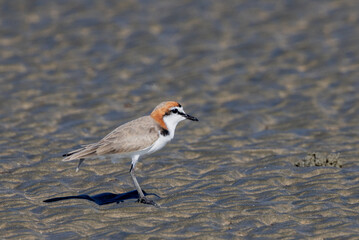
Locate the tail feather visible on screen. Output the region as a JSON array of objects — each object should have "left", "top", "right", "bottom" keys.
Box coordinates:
[
  {"left": 62, "top": 144, "right": 97, "bottom": 161},
  {"left": 62, "top": 148, "right": 84, "bottom": 161},
  {"left": 62, "top": 152, "right": 76, "bottom": 157}
]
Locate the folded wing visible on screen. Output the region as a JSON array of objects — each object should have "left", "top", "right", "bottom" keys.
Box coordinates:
[{"left": 62, "top": 116, "right": 160, "bottom": 161}]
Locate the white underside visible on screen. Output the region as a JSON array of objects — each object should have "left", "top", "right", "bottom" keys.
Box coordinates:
[
  {"left": 112, "top": 108, "right": 186, "bottom": 168},
  {"left": 110, "top": 132, "right": 173, "bottom": 167}
]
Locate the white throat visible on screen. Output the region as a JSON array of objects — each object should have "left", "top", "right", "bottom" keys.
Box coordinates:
[
  {"left": 146, "top": 112, "right": 185, "bottom": 155},
  {"left": 163, "top": 113, "right": 185, "bottom": 139}
]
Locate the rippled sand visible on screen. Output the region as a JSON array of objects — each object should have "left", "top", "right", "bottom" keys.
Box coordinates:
[{"left": 1, "top": 0, "right": 359, "bottom": 239}]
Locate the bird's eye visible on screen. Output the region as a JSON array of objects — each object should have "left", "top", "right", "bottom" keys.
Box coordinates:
[{"left": 171, "top": 109, "right": 178, "bottom": 114}]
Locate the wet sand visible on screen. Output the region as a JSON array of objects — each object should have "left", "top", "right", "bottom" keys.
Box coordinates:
[{"left": 1, "top": 0, "right": 359, "bottom": 239}]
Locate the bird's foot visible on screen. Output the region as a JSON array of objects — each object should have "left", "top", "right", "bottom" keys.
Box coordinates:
[{"left": 138, "top": 197, "right": 159, "bottom": 207}]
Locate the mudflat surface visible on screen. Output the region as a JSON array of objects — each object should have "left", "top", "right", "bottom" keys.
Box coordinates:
[{"left": 1, "top": 0, "right": 359, "bottom": 239}]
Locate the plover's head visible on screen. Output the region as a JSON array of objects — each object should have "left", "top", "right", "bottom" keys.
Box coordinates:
[{"left": 151, "top": 101, "right": 198, "bottom": 131}]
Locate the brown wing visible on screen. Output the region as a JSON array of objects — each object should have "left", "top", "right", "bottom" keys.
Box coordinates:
[{"left": 63, "top": 116, "right": 160, "bottom": 161}]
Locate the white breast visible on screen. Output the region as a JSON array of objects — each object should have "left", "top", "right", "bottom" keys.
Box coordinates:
[
  {"left": 145, "top": 110, "right": 185, "bottom": 155},
  {"left": 147, "top": 133, "right": 172, "bottom": 155}
]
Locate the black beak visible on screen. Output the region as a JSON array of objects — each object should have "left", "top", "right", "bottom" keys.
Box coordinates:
[{"left": 185, "top": 114, "right": 199, "bottom": 121}]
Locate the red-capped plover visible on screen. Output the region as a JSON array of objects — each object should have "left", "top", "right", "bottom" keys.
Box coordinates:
[{"left": 62, "top": 101, "right": 198, "bottom": 206}]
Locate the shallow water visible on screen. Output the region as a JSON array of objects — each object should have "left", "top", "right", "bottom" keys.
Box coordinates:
[{"left": 1, "top": 0, "right": 359, "bottom": 239}]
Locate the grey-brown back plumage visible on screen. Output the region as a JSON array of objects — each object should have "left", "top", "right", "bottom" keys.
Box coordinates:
[{"left": 63, "top": 116, "right": 161, "bottom": 161}]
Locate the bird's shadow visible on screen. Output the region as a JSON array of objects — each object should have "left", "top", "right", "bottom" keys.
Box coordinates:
[{"left": 43, "top": 189, "right": 159, "bottom": 205}]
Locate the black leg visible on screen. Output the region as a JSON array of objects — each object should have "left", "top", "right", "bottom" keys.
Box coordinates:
[{"left": 129, "top": 164, "right": 158, "bottom": 207}]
